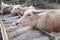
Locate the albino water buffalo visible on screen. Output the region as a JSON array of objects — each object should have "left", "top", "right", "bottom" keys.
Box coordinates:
[
  {"left": 6, "top": 9, "right": 44, "bottom": 31},
  {"left": 11, "top": 6, "right": 35, "bottom": 17},
  {"left": 1, "top": 2, "right": 13, "bottom": 14},
  {"left": 7, "top": 9, "right": 60, "bottom": 34},
  {"left": 11, "top": 9, "right": 45, "bottom": 26},
  {"left": 6, "top": 10, "right": 60, "bottom": 40},
  {"left": 10, "top": 10, "right": 60, "bottom": 33}
]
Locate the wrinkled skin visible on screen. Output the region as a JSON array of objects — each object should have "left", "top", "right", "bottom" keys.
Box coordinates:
[
  {"left": 8, "top": 10, "right": 60, "bottom": 33},
  {"left": 37, "top": 10, "right": 60, "bottom": 33}
]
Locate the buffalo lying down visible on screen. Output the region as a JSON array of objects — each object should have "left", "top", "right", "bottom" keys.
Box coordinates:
[
  {"left": 7, "top": 10, "right": 60, "bottom": 33},
  {"left": 1, "top": 2, "right": 13, "bottom": 14},
  {"left": 11, "top": 6, "right": 35, "bottom": 17}
]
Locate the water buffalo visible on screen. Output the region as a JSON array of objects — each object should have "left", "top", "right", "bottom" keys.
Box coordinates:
[
  {"left": 11, "top": 6, "right": 35, "bottom": 17},
  {"left": 9, "top": 10, "right": 60, "bottom": 33},
  {"left": 1, "top": 2, "right": 13, "bottom": 14},
  {"left": 7, "top": 10, "right": 60, "bottom": 39}
]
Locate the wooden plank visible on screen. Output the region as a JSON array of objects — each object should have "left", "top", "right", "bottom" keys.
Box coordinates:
[{"left": 0, "top": 20, "right": 9, "bottom": 40}]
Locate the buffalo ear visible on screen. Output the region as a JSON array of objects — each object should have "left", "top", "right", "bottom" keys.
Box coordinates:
[
  {"left": 32, "top": 9, "right": 46, "bottom": 15},
  {"left": 32, "top": 11, "right": 45, "bottom": 15}
]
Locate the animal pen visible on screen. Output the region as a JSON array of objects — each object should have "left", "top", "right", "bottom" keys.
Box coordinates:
[{"left": 0, "top": 0, "right": 60, "bottom": 40}]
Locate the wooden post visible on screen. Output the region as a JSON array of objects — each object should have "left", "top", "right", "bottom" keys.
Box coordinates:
[
  {"left": 0, "top": 3, "right": 1, "bottom": 10},
  {"left": 56, "top": 0, "right": 57, "bottom": 3},
  {"left": 0, "top": 16, "right": 9, "bottom": 40}
]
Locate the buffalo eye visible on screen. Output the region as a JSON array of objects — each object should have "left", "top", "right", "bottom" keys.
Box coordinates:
[{"left": 28, "top": 14, "right": 31, "bottom": 16}]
